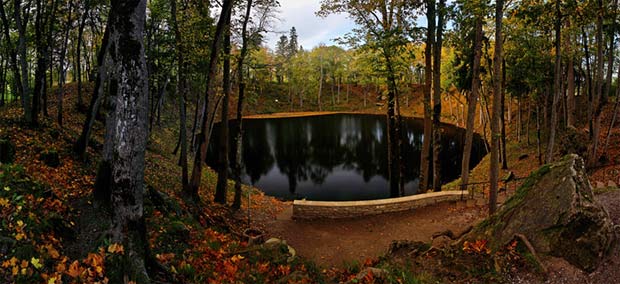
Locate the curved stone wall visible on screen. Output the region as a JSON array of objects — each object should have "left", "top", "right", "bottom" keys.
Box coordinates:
[{"left": 292, "top": 191, "right": 466, "bottom": 220}]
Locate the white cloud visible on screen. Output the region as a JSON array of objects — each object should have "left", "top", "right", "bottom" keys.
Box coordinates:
[{"left": 265, "top": 0, "right": 356, "bottom": 50}]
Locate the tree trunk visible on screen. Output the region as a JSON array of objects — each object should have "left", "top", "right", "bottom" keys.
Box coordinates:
[
  {"left": 385, "top": 54, "right": 402, "bottom": 197},
  {"left": 501, "top": 59, "right": 508, "bottom": 169},
  {"left": 94, "top": 0, "right": 150, "bottom": 281},
  {"left": 517, "top": 96, "right": 522, "bottom": 142},
  {"left": 546, "top": 0, "right": 561, "bottom": 164},
  {"left": 232, "top": 0, "right": 253, "bottom": 210},
  {"left": 536, "top": 104, "right": 542, "bottom": 165},
  {"left": 188, "top": 0, "right": 234, "bottom": 201},
  {"left": 318, "top": 59, "right": 323, "bottom": 111},
  {"left": 0, "top": 59, "right": 5, "bottom": 106},
  {"left": 527, "top": 98, "right": 531, "bottom": 145},
  {"left": 603, "top": 0, "right": 618, "bottom": 105},
  {"left": 57, "top": 2, "right": 73, "bottom": 127},
  {"left": 567, "top": 53, "right": 576, "bottom": 127},
  {"left": 0, "top": 2, "right": 25, "bottom": 115},
  {"left": 599, "top": 0, "right": 618, "bottom": 159},
  {"left": 76, "top": 0, "right": 92, "bottom": 109},
  {"left": 171, "top": 0, "right": 189, "bottom": 192},
  {"left": 460, "top": 16, "right": 483, "bottom": 192},
  {"left": 490, "top": 0, "right": 504, "bottom": 215},
  {"left": 33, "top": 0, "right": 46, "bottom": 128},
  {"left": 582, "top": 29, "right": 594, "bottom": 133},
  {"left": 589, "top": 0, "right": 605, "bottom": 166},
  {"left": 432, "top": 0, "right": 445, "bottom": 192},
  {"left": 215, "top": 11, "right": 233, "bottom": 205},
  {"left": 190, "top": 94, "right": 201, "bottom": 153},
  {"left": 74, "top": 22, "right": 111, "bottom": 158},
  {"left": 420, "top": 0, "right": 435, "bottom": 193},
  {"left": 14, "top": 0, "right": 32, "bottom": 124}
]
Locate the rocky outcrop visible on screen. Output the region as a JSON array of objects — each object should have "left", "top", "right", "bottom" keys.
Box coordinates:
[{"left": 466, "top": 154, "right": 615, "bottom": 272}]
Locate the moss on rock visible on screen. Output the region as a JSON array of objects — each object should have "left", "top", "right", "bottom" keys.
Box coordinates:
[{"left": 466, "top": 154, "right": 615, "bottom": 272}]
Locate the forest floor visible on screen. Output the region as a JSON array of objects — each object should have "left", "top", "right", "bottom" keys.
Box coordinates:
[{"left": 1, "top": 82, "right": 619, "bottom": 283}]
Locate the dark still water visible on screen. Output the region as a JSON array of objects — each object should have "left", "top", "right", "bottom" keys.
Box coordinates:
[{"left": 207, "top": 114, "right": 487, "bottom": 201}]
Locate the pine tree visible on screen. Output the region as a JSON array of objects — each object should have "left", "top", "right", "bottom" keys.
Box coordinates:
[
  {"left": 288, "top": 27, "right": 298, "bottom": 57},
  {"left": 276, "top": 35, "right": 289, "bottom": 58}
]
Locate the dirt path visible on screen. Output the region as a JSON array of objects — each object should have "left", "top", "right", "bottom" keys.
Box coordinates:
[{"left": 264, "top": 201, "right": 487, "bottom": 268}]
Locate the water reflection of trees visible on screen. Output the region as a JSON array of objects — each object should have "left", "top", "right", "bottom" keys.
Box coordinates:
[{"left": 208, "top": 114, "right": 487, "bottom": 200}]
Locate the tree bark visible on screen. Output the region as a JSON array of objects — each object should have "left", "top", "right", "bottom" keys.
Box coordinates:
[
  {"left": 420, "top": 0, "right": 435, "bottom": 192},
  {"left": 589, "top": 0, "right": 605, "bottom": 166},
  {"left": 32, "top": 0, "right": 49, "bottom": 128},
  {"left": 318, "top": 58, "right": 323, "bottom": 111},
  {"left": 460, "top": 16, "right": 483, "bottom": 192},
  {"left": 14, "top": 0, "right": 32, "bottom": 124},
  {"left": 490, "top": 0, "right": 504, "bottom": 215},
  {"left": 0, "top": 2, "right": 25, "bottom": 115},
  {"left": 432, "top": 0, "right": 445, "bottom": 192},
  {"left": 546, "top": 0, "right": 561, "bottom": 163},
  {"left": 94, "top": 0, "right": 150, "bottom": 281},
  {"left": 567, "top": 52, "right": 575, "bottom": 127},
  {"left": 188, "top": 0, "right": 234, "bottom": 201},
  {"left": 76, "top": 0, "right": 92, "bottom": 109},
  {"left": 57, "top": 2, "right": 73, "bottom": 127},
  {"left": 0, "top": 59, "right": 5, "bottom": 106},
  {"left": 233, "top": 0, "right": 254, "bottom": 210},
  {"left": 385, "top": 53, "right": 402, "bottom": 197},
  {"left": 74, "top": 23, "right": 111, "bottom": 159},
  {"left": 599, "top": 0, "right": 618, "bottom": 159},
  {"left": 214, "top": 11, "right": 233, "bottom": 205},
  {"left": 501, "top": 59, "right": 508, "bottom": 169},
  {"left": 171, "top": 0, "right": 189, "bottom": 192}
]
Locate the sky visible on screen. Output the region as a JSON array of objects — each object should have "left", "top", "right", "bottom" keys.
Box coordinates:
[{"left": 264, "top": 0, "right": 357, "bottom": 51}]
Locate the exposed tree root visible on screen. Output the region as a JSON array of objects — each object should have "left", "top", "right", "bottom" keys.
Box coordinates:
[
  {"left": 431, "top": 225, "right": 473, "bottom": 241},
  {"left": 514, "top": 233, "right": 548, "bottom": 275}
]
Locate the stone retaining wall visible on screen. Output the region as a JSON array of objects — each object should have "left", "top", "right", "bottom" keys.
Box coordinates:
[{"left": 293, "top": 191, "right": 466, "bottom": 220}]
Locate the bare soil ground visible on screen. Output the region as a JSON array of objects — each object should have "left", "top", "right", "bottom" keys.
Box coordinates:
[{"left": 264, "top": 201, "right": 487, "bottom": 268}]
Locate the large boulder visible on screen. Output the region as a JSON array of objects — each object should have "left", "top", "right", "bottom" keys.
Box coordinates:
[{"left": 467, "top": 154, "right": 615, "bottom": 272}]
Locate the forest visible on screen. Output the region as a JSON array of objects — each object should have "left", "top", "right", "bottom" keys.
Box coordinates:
[{"left": 0, "top": 0, "right": 619, "bottom": 283}]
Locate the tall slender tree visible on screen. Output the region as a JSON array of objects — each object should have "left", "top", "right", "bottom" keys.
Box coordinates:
[
  {"left": 490, "top": 0, "right": 504, "bottom": 215},
  {"left": 589, "top": 0, "right": 605, "bottom": 167},
  {"left": 460, "top": 6, "right": 484, "bottom": 192},
  {"left": 74, "top": 23, "right": 111, "bottom": 159},
  {"left": 215, "top": 10, "right": 233, "bottom": 205},
  {"left": 420, "top": 0, "right": 435, "bottom": 192},
  {"left": 232, "top": 0, "right": 255, "bottom": 210},
  {"left": 76, "top": 0, "right": 93, "bottom": 109},
  {"left": 546, "top": 0, "right": 561, "bottom": 163},
  {"left": 432, "top": 0, "right": 445, "bottom": 191},
  {"left": 189, "top": 0, "right": 234, "bottom": 200},
  {"left": 171, "top": 0, "right": 189, "bottom": 191}
]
